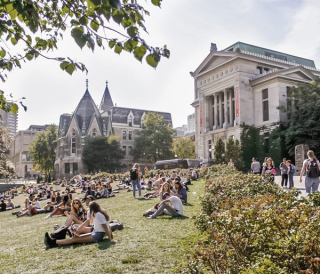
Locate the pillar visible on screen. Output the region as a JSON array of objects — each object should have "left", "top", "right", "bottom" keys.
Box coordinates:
[
  {"left": 223, "top": 89, "right": 229, "bottom": 128},
  {"left": 214, "top": 93, "right": 218, "bottom": 128},
  {"left": 230, "top": 88, "right": 235, "bottom": 126},
  {"left": 219, "top": 92, "right": 223, "bottom": 128}
]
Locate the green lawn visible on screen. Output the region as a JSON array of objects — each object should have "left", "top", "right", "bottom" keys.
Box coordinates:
[{"left": 0, "top": 180, "right": 204, "bottom": 274}]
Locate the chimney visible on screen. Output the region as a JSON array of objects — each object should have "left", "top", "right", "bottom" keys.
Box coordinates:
[{"left": 210, "top": 43, "right": 217, "bottom": 52}]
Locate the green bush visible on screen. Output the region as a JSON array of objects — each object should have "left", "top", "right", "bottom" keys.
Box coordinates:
[{"left": 184, "top": 165, "right": 320, "bottom": 273}]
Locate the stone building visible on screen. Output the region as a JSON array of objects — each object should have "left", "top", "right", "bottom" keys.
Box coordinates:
[
  {"left": 0, "top": 108, "right": 18, "bottom": 137},
  {"left": 191, "top": 42, "right": 320, "bottom": 163},
  {"left": 10, "top": 125, "right": 49, "bottom": 178},
  {"left": 54, "top": 81, "right": 172, "bottom": 179}
]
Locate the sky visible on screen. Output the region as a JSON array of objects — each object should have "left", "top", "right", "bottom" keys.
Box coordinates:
[{"left": 2, "top": 0, "right": 320, "bottom": 131}]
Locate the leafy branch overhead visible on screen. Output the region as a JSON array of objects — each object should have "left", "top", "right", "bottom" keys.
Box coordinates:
[{"left": 0, "top": 0, "right": 170, "bottom": 82}]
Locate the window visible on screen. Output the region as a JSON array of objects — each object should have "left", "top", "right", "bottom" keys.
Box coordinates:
[
  {"left": 122, "top": 130, "right": 127, "bottom": 140},
  {"left": 262, "top": 89, "right": 269, "bottom": 121},
  {"left": 286, "top": 86, "right": 291, "bottom": 120},
  {"left": 123, "top": 146, "right": 126, "bottom": 154},
  {"left": 263, "top": 68, "right": 269, "bottom": 75},
  {"left": 73, "top": 163, "right": 78, "bottom": 174},
  {"left": 257, "top": 66, "right": 263, "bottom": 74},
  {"left": 128, "top": 146, "right": 132, "bottom": 155},
  {"left": 208, "top": 140, "right": 212, "bottom": 159},
  {"left": 128, "top": 131, "right": 132, "bottom": 140},
  {"left": 128, "top": 116, "right": 133, "bottom": 127},
  {"left": 92, "top": 128, "right": 97, "bottom": 137},
  {"left": 65, "top": 163, "right": 70, "bottom": 174},
  {"left": 71, "top": 130, "right": 76, "bottom": 154}
]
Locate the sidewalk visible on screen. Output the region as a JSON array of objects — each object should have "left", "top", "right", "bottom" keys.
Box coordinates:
[{"left": 274, "top": 175, "right": 307, "bottom": 197}]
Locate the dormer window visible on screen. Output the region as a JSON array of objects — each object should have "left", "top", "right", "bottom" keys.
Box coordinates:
[
  {"left": 92, "top": 128, "right": 97, "bottom": 137},
  {"left": 128, "top": 114, "right": 133, "bottom": 127},
  {"left": 71, "top": 130, "right": 76, "bottom": 154}
]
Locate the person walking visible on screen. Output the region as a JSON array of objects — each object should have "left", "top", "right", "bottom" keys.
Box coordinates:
[
  {"left": 130, "top": 163, "right": 142, "bottom": 198},
  {"left": 280, "top": 158, "right": 288, "bottom": 188},
  {"left": 287, "top": 160, "right": 295, "bottom": 189},
  {"left": 251, "top": 157, "right": 261, "bottom": 174},
  {"left": 300, "top": 150, "right": 320, "bottom": 195}
]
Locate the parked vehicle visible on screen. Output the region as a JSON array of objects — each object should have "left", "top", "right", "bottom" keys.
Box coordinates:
[{"left": 153, "top": 159, "right": 201, "bottom": 170}]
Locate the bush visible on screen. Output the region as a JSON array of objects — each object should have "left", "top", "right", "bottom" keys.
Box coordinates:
[{"left": 184, "top": 165, "right": 320, "bottom": 273}]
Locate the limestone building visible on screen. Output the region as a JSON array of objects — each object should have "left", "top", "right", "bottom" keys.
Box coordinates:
[
  {"left": 191, "top": 42, "right": 320, "bottom": 162},
  {"left": 54, "top": 81, "right": 172, "bottom": 179},
  {"left": 0, "top": 108, "right": 18, "bottom": 137},
  {"left": 10, "top": 125, "right": 49, "bottom": 178}
]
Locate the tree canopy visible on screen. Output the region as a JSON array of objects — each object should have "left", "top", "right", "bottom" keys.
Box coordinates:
[
  {"left": 132, "top": 112, "right": 175, "bottom": 162},
  {"left": 213, "top": 137, "right": 225, "bottom": 164},
  {"left": 172, "top": 137, "right": 196, "bottom": 159},
  {"left": 82, "top": 135, "right": 124, "bottom": 172},
  {"left": 280, "top": 79, "right": 320, "bottom": 157},
  {"left": 0, "top": 126, "right": 14, "bottom": 178},
  {"left": 29, "top": 124, "right": 58, "bottom": 176},
  {"left": 0, "top": 0, "right": 169, "bottom": 112},
  {"left": 224, "top": 136, "right": 244, "bottom": 170}
]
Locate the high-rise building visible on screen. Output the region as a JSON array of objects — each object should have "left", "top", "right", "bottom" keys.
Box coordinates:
[{"left": 0, "top": 108, "right": 18, "bottom": 137}]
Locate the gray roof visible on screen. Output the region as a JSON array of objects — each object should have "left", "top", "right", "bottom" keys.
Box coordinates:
[
  {"left": 99, "top": 81, "right": 114, "bottom": 112},
  {"left": 111, "top": 107, "right": 172, "bottom": 125}
]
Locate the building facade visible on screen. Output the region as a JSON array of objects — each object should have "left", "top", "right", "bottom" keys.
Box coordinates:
[
  {"left": 10, "top": 125, "right": 49, "bottom": 178},
  {"left": 54, "top": 81, "right": 172, "bottom": 179},
  {"left": 191, "top": 42, "right": 320, "bottom": 162},
  {"left": 0, "top": 108, "right": 18, "bottom": 137}
]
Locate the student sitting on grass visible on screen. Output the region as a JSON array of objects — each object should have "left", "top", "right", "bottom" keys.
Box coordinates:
[
  {"left": 17, "top": 198, "right": 41, "bottom": 217},
  {"left": 45, "top": 194, "right": 71, "bottom": 218},
  {"left": 95, "top": 185, "right": 109, "bottom": 199},
  {"left": 44, "top": 201, "right": 114, "bottom": 248},
  {"left": 147, "top": 192, "right": 183, "bottom": 219},
  {"left": 173, "top": 180, "right": 188, "bottom": 204},
  {"left": 159, "top": 182, "right": 174, "bottom": 201}
]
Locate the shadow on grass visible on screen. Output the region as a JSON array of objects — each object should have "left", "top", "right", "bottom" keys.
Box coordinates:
[
  {"left": 184, "top": 203, "right": 194, "bottom": 206},
  {"left": 45, "top": 239, "right": 115, "bottom": 251}
]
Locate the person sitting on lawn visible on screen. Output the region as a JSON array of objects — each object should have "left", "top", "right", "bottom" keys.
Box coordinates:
[
  {"left": 17, "top": 198, "right": 41, "bottom": 217},
  {"left": 173, "top": 180, "right": 188, "bottom": 204},
  {"left": 72, "top": 195, "right": 95, "bottom": 235},
  {"left": 95, "top": 184, "right": 109, "bottom": 199},
  {"left": 159, "top": 182, "right": 174, "bottom": 201},
  {"left": 45, "top": 194, "right": 71, "bottom": 218},
  {"left": 6, "top": 199, "right": 14, "bottom": 210},
  {"left": 0, "top": 199, "right": 6, "bottom": 211},
  {"left": 53, "top": 198, "right": 87, "bottom": 231},
  {"left": 44, "top": 201, "right": 114, "bottom": 248},
  {"left": 147, "top": 192, "right": 183, "bottom": 219}
]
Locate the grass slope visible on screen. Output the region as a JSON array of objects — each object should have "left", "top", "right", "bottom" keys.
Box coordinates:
[{"left": 0, "top": 179, "right": 204, "bottom": 274}]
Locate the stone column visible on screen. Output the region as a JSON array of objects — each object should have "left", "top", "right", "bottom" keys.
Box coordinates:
[
  {"left": 223, "top": 89, "right": 229, "bottom": 128},
  {"left": 208, "top": 96, "right": 213, "bottom": 130},
  {"left": 230, "top": 88, "right": 234, "bottom": 126},
  {"left": 219, "top": 92, "right": 223, "bottom": 128},
  {"left": 214, "top": 93, "right": 218, "bottom": 129}
]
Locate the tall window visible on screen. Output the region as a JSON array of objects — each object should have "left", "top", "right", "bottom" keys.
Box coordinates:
[
  {"left": 123, "top": 146, "right": 126, "bottom": 154},
  {"left": 123, "top": 130, "right": 127, "bottom": 140},
  {"left": 65, "top": 163, "right": 70, "bottom": 174},
  {"left": 262, "top": 89, "right": 269, "bottom": 121},
  {"left": 92, "top": 128, "right": 97, "bottom": 137},
  {"left": 208, "top": 140, "right": 212, "bottom": 159},
  {"left": 128, "top": 131, "right": 132, "bottom": 140},
  {"left": 128, "top": 146, "right": 132, "bottom": 155},
  {"left": 128, "top": 116, "right": 133, "bottom": 126},
  {"left": 286, "top": 86, "right": 291, "bottom": 120},
  {"left": 73, "top": 163, "right": 78, "bottom": 174},
  {"left": 71, "top": 130, "right": 76, "bottom": 154}
]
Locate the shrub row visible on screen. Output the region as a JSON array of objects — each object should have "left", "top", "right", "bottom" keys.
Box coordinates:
[{"left": 184, "top": 165, "right": 320, "bottom": 274}]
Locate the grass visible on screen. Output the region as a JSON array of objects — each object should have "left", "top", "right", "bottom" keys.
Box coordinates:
[{"left": 0, "top": 179, "right": 205, "bottom": 274}]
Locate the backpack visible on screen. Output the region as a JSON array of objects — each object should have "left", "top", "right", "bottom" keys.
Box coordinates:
[
  {"left": 290, "top": 164, "right": 296, "bottom": 174},
  {"left": 130, "top": 169, "right": 138, "bottom": 180},
  {"left": 307, "top": 159, "right": 320, "bottom": 178},
  {"left": 50, "top": 225, "right": 72, "bottom": 240}
]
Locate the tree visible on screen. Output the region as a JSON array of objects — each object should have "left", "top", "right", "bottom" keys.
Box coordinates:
[
  {"left": 225, "top": 137, "right": 244, "bottom": 170},
  {"left": 213, "top": 137, "right": 225, "bottom": 164},
  {"left": 279, "top": 79, "right": 320, "bottom": 157},
  {"left": 132, "top": 112, "right": 175, "bottom": 162},
  {"left": 82, "top": 135, "right": 124, "bottom": 172},
  {"left": 0, "top": 126, "right": 15, "bottom": 178},
  {"left": 30, "top": 124, "right": 58, "bottom": 176},
  {"left": 172, "top": 137, "right": 196, "bottom": 159}
]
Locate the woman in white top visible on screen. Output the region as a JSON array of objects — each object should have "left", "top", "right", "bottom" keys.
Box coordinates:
[{"left": 44, "top": 201, "right": 114, "bottom": 248}]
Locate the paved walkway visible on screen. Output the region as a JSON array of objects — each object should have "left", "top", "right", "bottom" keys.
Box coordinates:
[{"left": 274, "top": 175, "right": 308, "bottom": 197}]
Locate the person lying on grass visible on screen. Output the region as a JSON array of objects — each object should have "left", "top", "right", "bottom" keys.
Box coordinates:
[
  {"left": 44, "top": 201, "right": 114, "bottom": 248},
  {"left": 16, "top": 198, "right": 41, "bottom": 217},
  {"left": 147, "top": 192, "right": 183, "bottom": 219}
]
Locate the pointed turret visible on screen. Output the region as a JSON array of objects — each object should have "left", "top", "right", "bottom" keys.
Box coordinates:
[{"left": 99, "top": 81, "right": 114, "bottom": 112}]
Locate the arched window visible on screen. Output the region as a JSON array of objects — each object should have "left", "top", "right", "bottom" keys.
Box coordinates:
[
  {"left": 92, "top": 128, "right": 97, "bottom": 137},
  {"left": 128, "top": 115, "right": 133, "bottom": 127},
  {"left": 71, "top": 130, "right": 76, "bottom": 154}
]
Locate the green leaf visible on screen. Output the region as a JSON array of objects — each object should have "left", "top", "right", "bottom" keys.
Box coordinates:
[
  {"left": 10, "top": 103, "right": 18, "bottom": 114},
  {"left": 146, "top": 54, "right": 159, "bottom": 68},
  {"left": 124, "top": 39, "right": 138, "bottom": 52},
  {"left": 79, "top": 16, "right": 88, "bottom": 25},
  {"left": 60, "top": 61, "right": 69, "bottom": 70},
  {"left": 66, "top": 64, "right": 76, "bottom": 75},
  {"left": 134, "top": 45, "right": 147, "bottom": 62},
  {"left": 151, "top": 0, "right": 161, "bottom": 7},
  {"left": 26, "top": 53, "right": 34, "bottom": 61},
  {"left": 87, "top": 0, "right": 97, "bottom": 15},
  {"left": 112, "top": 11, "right": 124, "bottom": 24},
  {"left": 90, "top": 19, "right": 99, "bottom": 31},
  {"left": 127, "top": 26, "right": 138, "bottom": 38},
  {"left": 5, "top": 3, "right": 18, "bottom": 21},
  {"left": 10, "top": 37, "right": 18, "bottom": 45},
  {"left": 114, "top": 43, "right": 122, "bottom": 54},
  {"left": 109, "top": 0, "right": 121, "bottom": 10},
  {"left": 0, "top": 50, "right": 6, "bottom": 58},
  {"left": 71, "top": 27, "right": 86, "bottom": 49},
  {"left": 108, "top": 40, "right": 116, "bottom": 49}
]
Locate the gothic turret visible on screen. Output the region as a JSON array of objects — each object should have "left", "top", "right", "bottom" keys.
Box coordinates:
[{"left": 99, "top": 81, "right": 114, "bottom": 112}]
